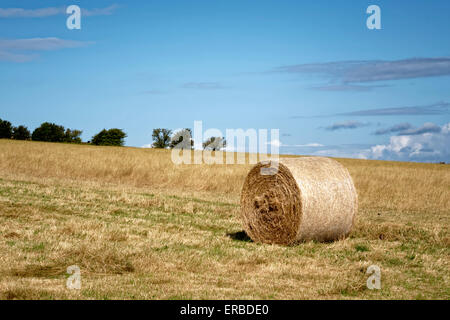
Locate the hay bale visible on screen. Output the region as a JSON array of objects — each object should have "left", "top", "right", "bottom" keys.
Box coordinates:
[{"left": 240, "top": 157, "right": 358, "bottom": 245}]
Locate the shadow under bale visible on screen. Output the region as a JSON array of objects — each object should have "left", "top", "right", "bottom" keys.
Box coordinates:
[{"left": 227, "top": 230, "right": 253, "bottom": 242}]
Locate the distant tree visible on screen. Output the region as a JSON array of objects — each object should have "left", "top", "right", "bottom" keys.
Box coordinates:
[
  {"left": 63, "top": 129, "right": 82, "bottom": 143},
  {"left": 91, "top": 129, "right": 107, "bottom": 145},
  {"left": 169, "top": 128, "right": 194, "bottom": 149},
  {"left": 32, "top": 122, "right": 66, "bottom": 142},
  {"left": 203, "top": 136, "right": 226, "bottom": 151},
  {"left": 12, "top": 125, "right": 31, "bottom": 140},
  {"left": 152, "top": 128, "right": 172, "bottom": 148},
  {"left": 91, "top": 128, "right": 126, "bottom": 146},
  {"left": 0, "top": 118, "right": 13, "bottom": 139}
]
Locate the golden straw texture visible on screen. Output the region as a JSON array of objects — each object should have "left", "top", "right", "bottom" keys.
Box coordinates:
[{"left": 240, "top": 157, "right": 358, "bottom": 245}]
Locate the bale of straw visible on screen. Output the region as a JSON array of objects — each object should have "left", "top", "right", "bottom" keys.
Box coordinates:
[{"left": 240, "top": 157, "right": 358, "bottom": 245}]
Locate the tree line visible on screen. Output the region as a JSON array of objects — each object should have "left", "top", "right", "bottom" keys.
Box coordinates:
[
  {"left": 0, "top": 118, "right": 226, "bottom": 150},
  {"left": 0, "top": 118, "right": 126, "bottom": 146},
  {"left": 151, "top": 128, "right": 226, "bottom": 150}
]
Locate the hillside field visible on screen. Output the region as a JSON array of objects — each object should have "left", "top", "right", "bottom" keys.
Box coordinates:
[{"left": 0, "top": 139, "right": 448, "bottom": 299}]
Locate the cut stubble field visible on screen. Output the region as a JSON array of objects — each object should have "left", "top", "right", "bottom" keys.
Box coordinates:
[{"left": 0, "top": 139, "right": 448, "bottom": 299}]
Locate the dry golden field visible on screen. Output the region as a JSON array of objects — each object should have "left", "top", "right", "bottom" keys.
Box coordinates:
[{"left": 0, "top": 139, "right": 448, "bottom": 299}]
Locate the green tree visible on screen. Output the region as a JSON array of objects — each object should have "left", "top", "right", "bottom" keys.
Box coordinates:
[
  {"left": 64, "top": 129, "right": 82, "bottom": 143},
  {"left": 169, "top": 128, "right": 194, "bottom": 149},
  {"left": 91, "top": 129, "right": 107, "bottom": 145},
  {"left": 91, "top": 128, "right": 126, "bottom": 146},
  {"left": 152, "top": 128, "right": 172, "bottom": 148},
  {"left": 32, "top": 122, "right": 66, "bottom": 142},
  {"left": 12, "top": 125, "right": 31, "bottom": 140},
  {"left": 0, "top": 118, "right": 13, "bottom": 139},
  {"left": 203, "top": 136, "right": 226, "bottom": 151}
]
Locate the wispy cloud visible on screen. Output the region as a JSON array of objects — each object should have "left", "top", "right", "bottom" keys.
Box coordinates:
[
  {"left": 0, "top": 7, "right": 63, "bottom": 18},
  {"left": 0, "top": 5, "right": 119, "bottom": 18},
  {"left": 274, "top": 57, "right": 450, "bottom": 84},
  {"left": 82, "top": 5, "right": 120, "bottom": 17},
  {"left": 291, "top": 101, "right": 450, "bottom": 119},
  {"left": 0, "top": 50, "right": 35, "bottom": 62},
  {"left": 0, "top": 37, "right": 92, "bottom": 62},
  {"left": 268, "top": 140, "right": 324, "bottom": 148},
  {"left": 287, "top": 143, "right": 371, "bottom": 159},
  {"left": 311, "top": 148, "right": 369, "bottom": 160},
  {"left": 337, "top": 101, "right": 450, "bottom": 117},
  {"left": 0, "top": 38, "right": 91, "bottom": 51},
  {"left": 311, "top": 84, "right": 389, "bottom": 92},
  {"left": 374, "top": 122, "right": 443, "bottom": 136},
  {"left": 293, "top": 143, "right": 324, "bottom": 147},
  {"left": 323, "top": 120, "right": 369, "bottom": 131},
  {"left": 374, "top": 123, "right": 413, "bottom": 135},
  {"left": 397, "top": 122, "right": 442, "bottom": 136},
  {"left": 181, "top": 82, "right": 227, "bottom": 90},
  {"left": 140, "top": 89, "right": 165, "bottom": 95}
]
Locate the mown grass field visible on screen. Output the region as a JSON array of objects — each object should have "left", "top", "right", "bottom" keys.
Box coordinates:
[{"left": 0, "top": 139, "right": 448, "bottom": 299}]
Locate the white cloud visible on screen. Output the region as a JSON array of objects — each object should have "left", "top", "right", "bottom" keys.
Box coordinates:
[
  {"left": 368, "top": 122, "right": 450, "bottom": 162},
  {"left": 309, "top": 123, "right": 449, "bottom": 162},
  {"left": 267, "top": 139, "right": 281, "bottom": 147},
  {"left": 293, "top": 143, "right": 324, "bottom": 147}
]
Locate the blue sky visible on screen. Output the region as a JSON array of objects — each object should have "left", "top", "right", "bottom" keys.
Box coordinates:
[{"left": 1, "top": 0, "right": 449, "bottom": 162}]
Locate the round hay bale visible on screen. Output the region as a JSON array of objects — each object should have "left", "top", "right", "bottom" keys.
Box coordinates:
[{"left": 240, "top": 157, "right": 358, "bottom": 245}]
